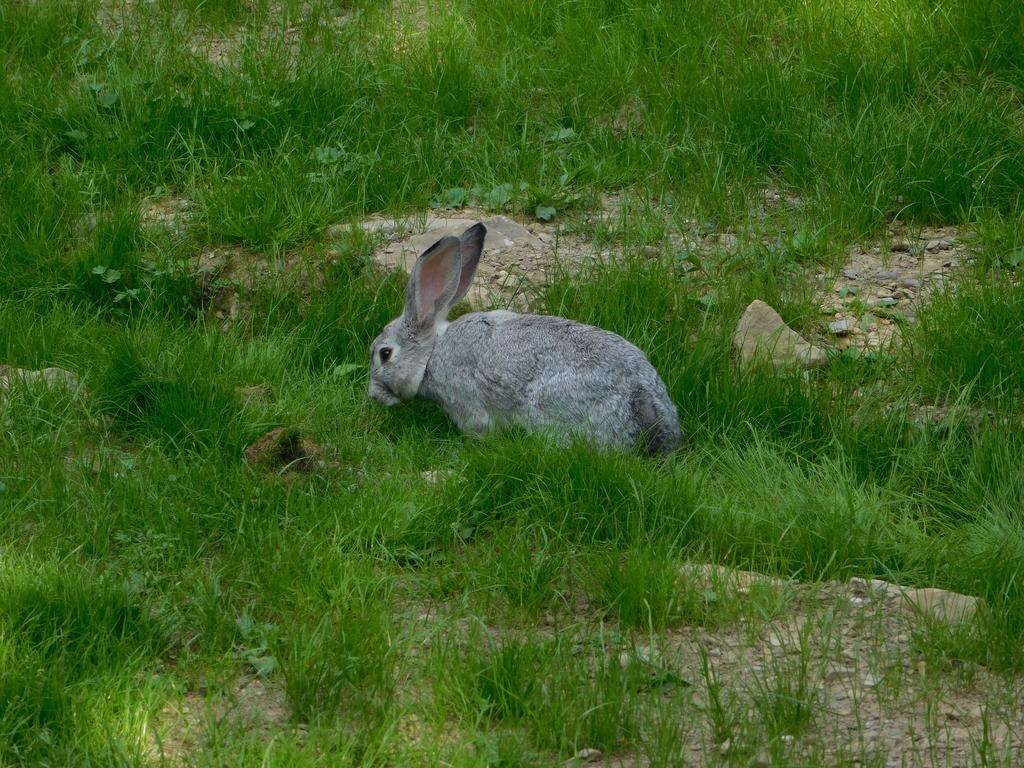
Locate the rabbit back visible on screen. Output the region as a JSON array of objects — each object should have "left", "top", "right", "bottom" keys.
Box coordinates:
[{"left": 419, "top": 312, "right": 682, "bottom": 454}]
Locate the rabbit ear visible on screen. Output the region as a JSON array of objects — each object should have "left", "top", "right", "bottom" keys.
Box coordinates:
[
  {"left": 405, "top": 235, "right": 463, "bottom": 331},
  {"left": 448, "top": 223, "right": 487, "bottom": 308}
]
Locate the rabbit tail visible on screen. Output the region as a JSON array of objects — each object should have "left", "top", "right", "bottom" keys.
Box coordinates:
[{"left": 630, "top": 385, "right": 683, "bottom": 456}]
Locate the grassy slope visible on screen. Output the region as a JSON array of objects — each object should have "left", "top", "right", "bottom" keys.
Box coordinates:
[{"left": 1, "top": 0, "right": 1024, "bottom": 764}]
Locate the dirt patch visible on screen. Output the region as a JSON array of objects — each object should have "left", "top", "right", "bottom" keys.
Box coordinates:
[
  {"left": 345, "top": 210, "right": 603, "bottom": 310},
  {"left": 148, "top": 676, "right": 295, "bottom": 765},
  {"left": 818, "top": 224, "right": 971, "bottom": 353},
  {"left": 642, "top": 574, "right": 1017, "bottom": 768},
  {"left": 142, "top": 195, "right": 191, "bottom": 229},
  {"left": 244, "top": 426, "right": 324, "bottom": 473},
  {"left": 192, "top": 244, "right": 329, "bottom": 330}
]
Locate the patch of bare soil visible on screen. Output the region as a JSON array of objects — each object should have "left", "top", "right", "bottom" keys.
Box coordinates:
[
  {"left": 817, "top": 224, "right": 971, "bottom": 354},
  {"left": 348, "top": 210, "right": 603, "bottom": 311},
  {"left": 148, "top": 676, "right": 296, "bottom": 765},
  {"left": 142, "top": 195, "right": 192, "bottom": 228},
  {"left": 620, "top": 572, "right": 1019, "bottom": 767},
  {"left": 193, "top": 244, "right": 330, "bottom": 330},
  {"left": 244, "top": 426, "right": 327, "bottom": 473},
  {"left": 389, "top": 564, "right": 1018, "bottom": 766}
]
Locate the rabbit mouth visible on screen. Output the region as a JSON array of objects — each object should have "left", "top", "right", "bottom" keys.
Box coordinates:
[{"left": 369, "top": 379, "right": 402, "bottom": 407}]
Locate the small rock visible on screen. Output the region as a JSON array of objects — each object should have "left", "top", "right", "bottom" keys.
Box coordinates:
[
  {"left": 943, "top": 258, "right": 961, "bottom": 268},
  {"left": 73, "top": 213, "right": 98, "bottom": 240},
  {"left": 829, "top": 318, "right": 856, "bottom": 336},
  {"left": 900, "top": 277, "right": 923, "bottom": 289},
  {"left": 420, "top": 469, "right": 454, "bottom": 484},
  {"left": 842, "top": 268, "right": 861, "bottom": 280},
  {"left": 733, "top": 300, "right": 829, "bottom": 369},
  {"left": 926, "top": 239, "right": 952, "bottom": 252},
  {"left": 875, "top": 270, "right": 901, "bottom": 280},
  {"left": 567, "top": 747, "right": 603, "bottom": 764},
  {"left": 890, "top": 241, "right": 912, "bottom": 253},
  {"left": 824, "top": 665, "right": 853, "bottom": 681}
]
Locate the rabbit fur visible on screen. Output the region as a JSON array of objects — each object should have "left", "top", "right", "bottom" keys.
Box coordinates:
[{"left": 368, "top": 222, "right": 682, "bottom": 455}]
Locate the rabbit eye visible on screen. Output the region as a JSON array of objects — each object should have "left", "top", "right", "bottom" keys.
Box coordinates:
[{"left": 379, "top": 347, "right": 393, "bottom": 364}]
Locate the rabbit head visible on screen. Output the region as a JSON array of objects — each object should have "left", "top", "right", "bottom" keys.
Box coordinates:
[{"left": 368, "top": 223, "right": 486, "bottom": 407}]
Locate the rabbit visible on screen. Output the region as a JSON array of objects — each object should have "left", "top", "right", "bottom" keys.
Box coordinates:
[{"left": 368, "top": 222, "right": 683, "bottom": 455}]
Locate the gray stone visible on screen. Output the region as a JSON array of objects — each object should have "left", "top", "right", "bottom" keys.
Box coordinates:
[
  {"left": 874, "top": 270, "right": 900, "bottom": 280},
  {"left": 890, "top": 240, "right": 912, "bottom": 253},
  {"left": 0, "top": 366, "right": 79, "bottom": 391},
  {"left": 925, "top": 238, "right": 952, "bottom": 252},
  {"left": 567, "top": 747, "right": 603, "bottom": 764},
  {"left": 900, "top": 277, "right": 923, "bottom": 289},
  {"left": 829, "top": 318, "right": 856, "bottom": 336},
  {"left": 733, "top": 300, "right": 829, "bottom": 369},
  {"left": 842, "top": 268, "right": 861, "bottom": 279}
]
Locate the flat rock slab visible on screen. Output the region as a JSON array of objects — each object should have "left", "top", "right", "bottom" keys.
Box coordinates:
[
  {"left": 846, "top": 577, "right": 980, "bottom": 625},
  {"left": 355, "top": 212, "right": 587, "bottom": 310},
  {"left": 0, "top": 365, "right": 80, "bottom": 391},
  {"left": 733, "top": 300, "right": 829, "bottom": 369},
  {"left": 373, "top": 214, "right": 546, "bottom": 271},
  {"left": 901, "top": 587, "right": 979, "bottom": 624}
]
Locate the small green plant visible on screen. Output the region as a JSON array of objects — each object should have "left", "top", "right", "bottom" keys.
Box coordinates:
[
  {"left": 588, "top": 545, "right": 687, "bottom": 629},
  {"left": 748, "top": 635, "right": 820, "bottom": 741},
  {"left": 278, "top": 603, "right": 395, "bottom": 724}
]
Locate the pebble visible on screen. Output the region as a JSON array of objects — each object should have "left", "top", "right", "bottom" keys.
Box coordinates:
[
  {"left": 875, "top": 270, "right": 900, "bottom": 280},
  {"left": 900, "top": 277, "right": 923, "bottom": 289},
  {"left": 890, "top": 241, "right": 912, "bottom": 253},
  {"left": 943, "top": 258, "right": 961, "bottom": 268},
  {"left": 842, "top": 268, "right": 861, "bottom": 279},
  {"left": 926, "top": 239, "right": 952, "bottom": 252},
  {"left": 829, "top": 318, "right": 856, "bottom": 336},
  {"left": 568, "top": 747, "right": 603, "bottom": 764}
]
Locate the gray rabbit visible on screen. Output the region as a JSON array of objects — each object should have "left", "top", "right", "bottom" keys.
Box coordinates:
[{"left": 368, "top": 223, "right": 682, "bottom": 455}]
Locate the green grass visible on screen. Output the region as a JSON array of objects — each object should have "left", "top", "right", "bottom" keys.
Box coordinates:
[{"left": 2, "top": 0, "right": 1024, "bottom": 763}]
